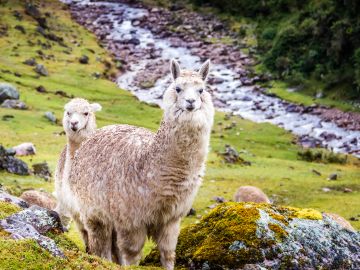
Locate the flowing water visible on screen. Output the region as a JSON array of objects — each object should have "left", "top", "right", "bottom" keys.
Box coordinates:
[{"left": 63, "top": 0, "right": 360, "bottom": 157}]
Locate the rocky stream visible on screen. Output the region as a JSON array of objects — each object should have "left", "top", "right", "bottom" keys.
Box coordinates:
[{"left": 63, "top": 0, "right": 360, "bottom": 157}]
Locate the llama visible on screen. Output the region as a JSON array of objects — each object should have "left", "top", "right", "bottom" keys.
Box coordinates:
[
  {"left": 69, "top": 59, "right": 214, "bottom": 269},
  {"left": 234, "top": 185, "right": 271, "bottom": 203},
  {"left": 54, "top": 98, "right": 101, "bottom": 229}
]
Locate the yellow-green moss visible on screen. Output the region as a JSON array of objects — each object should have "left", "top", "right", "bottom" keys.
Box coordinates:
[
  {"left": 268, "top": 223, "right": 288, "bottom": 240},
  {"left": 287, "top": 207, "right": 323, "bottom": 220},
  {"left": 0, "top": 201, "right": 21, "bottom": 219}
]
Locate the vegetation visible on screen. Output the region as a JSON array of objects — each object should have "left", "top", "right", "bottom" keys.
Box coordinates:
[
  {"left": 191, "top": 0, "right": 360, "bottom": 103},
  {"left": 0, "top": 0, "right": 359, "bottom": 268},
  {"left": 142, "top": 202, "right": 327, "bottom": 268}
]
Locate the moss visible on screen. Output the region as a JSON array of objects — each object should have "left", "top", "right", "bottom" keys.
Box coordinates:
[
  {"left": 143, "top": 203, "right": 328, "bottom": 268},
  {"left": 0, "top": 201, "right": 21, "bottom": 219},
  {"left": 268, "top": 223, "right": 288, "bottom": 240},
  {"left": 291, "top": 208, "right": 323, "bottom": 220}
]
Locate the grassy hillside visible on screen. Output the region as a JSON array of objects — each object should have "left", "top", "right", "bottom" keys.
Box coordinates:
[{"left": 0, "top": 0, "right": 359, "bottom": 267}]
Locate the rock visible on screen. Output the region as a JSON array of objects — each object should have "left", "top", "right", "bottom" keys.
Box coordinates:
[
  {"left": 187, "top": 208, "right": 196, "bottom": 216},
  {"left": 2, "top": 114, "right": 14, "bottom": 121},
  {"left": 23, "top": 58, "right": 37, "bottom": 66},
  {"left": 25, "top": 3, "right": 41, "bottom": 19},
  {"left": 55, "top": 90, "right": 73, "bottom": 98},
  {"left": 234, "top": 186, "right": 270, "bottom": 203},
  {"left": 44, "top": 111, "right": 56, "bottom": 123},
  {"left": 0, "top": 83, "right": 19, "bottom": 102},
  {"left": 14, "top": 25, "right": 26, "bottom": 34},
  {"left": 79, "top": 55, "right": 89, "bottom": 64},
  {"left": 315, "top": 91, "right": 324, "bottom": 99},
  {"left": 311, "top": 169, "right": 321, "bottom": 176},
  {"left": 34, "top": 64, "right": 48, "bottom": 76},
  {"left": 20, "top": 190, "right": 56, "bottom": 210},
  {"left": 327, "top": 173, "right": 338, "bottom": 181},
  {"left": 1, "top": 99, "right": 27, "bottom": 110},
  {"left": 324, "top": 213, "right": 356, "bottom": 232},
  {"left": 126, "top": 38, "right": 140, "bottom": 45},
  {"left": 212, "top": 196, "right": 226, "bottom": 203},
  {"left": 220, "top": 144, "right": 251, "bottom": 165},
  {"left": 12, "top": 142, "right": 36, "bottom": 156},
  {"left": 142, "top": 203, "right": 360, "bottom": 269},
  {"left": 343, "top": 188, "right": 353, "bottom": 193},
  {"left": 0, "top": 145, "right": 30, "bottom": 175},
  {"left": 0, "top": 205, "right": 64, "bottom": 257},
  {"left": 0, "top": 188, "right": 29, "bottom": 208},
  {"left": 321, "top": 187, "right": 331, "bottom": 192},
  {"left": 35, "top": 85, "right": 47, "bottom": 93},
  {"left": 32, "top": 162, "right": 51, "bottom": 181}
]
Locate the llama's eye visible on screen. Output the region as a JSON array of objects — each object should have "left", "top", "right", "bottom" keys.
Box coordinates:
[
  {"left": 199, "top": 88, "right": 203, "bottom": 94},
  {"left": 175, "top": 86, "right": 181, "bottom": 93},
  {"left": 84, "top": 112, "right": 89, "bottom": 116},
  {"left": 67, "top": 112, "right": 70, "bottom": 116}
]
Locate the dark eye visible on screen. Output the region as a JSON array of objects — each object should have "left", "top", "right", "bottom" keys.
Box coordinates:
[
  {"left": 67, "top": 112, "right": 70, "bottom": 116},
  {"left": 84, "top": 112, "right": 89, "bottom": 116},
  {"left": 175, "top": 86, "right": 181, "bottom": 93},
  {"left": 199, "top": 88, "right": 203, "bottom": 94}
]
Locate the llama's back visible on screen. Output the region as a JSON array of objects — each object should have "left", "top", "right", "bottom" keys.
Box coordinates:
[{"left": 69, "top": 124, "right": 155, "bottom": 217}]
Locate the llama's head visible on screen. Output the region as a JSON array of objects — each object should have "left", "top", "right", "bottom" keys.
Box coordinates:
[
  {"left": 63, "top": 98, "right": 102, "bottom": 143},
  {"left": 163, "top": 59, "right": 214, "bottom": 127}
]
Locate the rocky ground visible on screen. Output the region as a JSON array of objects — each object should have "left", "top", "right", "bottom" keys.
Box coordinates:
[{"left": 64, "top": 0, "right": 360, "bottom": 157}]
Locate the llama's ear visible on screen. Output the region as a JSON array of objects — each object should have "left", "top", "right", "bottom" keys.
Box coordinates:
[
  {"left": 198, "top": 59, "right": 211, "bottom": 81},
  {"left": 90, "top": 103, "right": 102, "bottom": 112},
  {"left": 170, "top": 58, "right": 181, "bottom": 81}
]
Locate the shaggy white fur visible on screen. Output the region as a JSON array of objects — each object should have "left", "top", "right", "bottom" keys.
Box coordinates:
[
  {"left": 54, "top": 98, "right": 101, "bottom": 231},
  {"left": 69, "top": 59, "right": 214, "bottom": 270}
]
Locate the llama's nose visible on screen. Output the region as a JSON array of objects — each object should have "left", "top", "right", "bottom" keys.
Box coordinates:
[
  {"left": 71, "top": 121, "right": 78, "bottom": 126},
  {"left": 186, "top": 99, "right": 195, "bottom": 111},
  {"left": 186, "top": 99, "right": 195, "bottom": 105}
]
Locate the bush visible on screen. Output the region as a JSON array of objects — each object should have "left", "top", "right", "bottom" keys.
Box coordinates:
[{"left": 297, "top": 149, "right": 348, "bottom": 164}]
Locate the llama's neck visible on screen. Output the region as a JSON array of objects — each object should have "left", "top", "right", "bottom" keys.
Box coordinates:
[
  {"left": 66, "top": 138, "right": 81, "bottom": 159},
  {"left": 151, "top": 119, "right": 211, "bottom": 181}
]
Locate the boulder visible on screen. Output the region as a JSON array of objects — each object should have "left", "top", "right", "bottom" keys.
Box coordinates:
[
  {"left": 0, "top": 83, "right": 19, "bottom": 103},
  {"left": 34, "top": 64, "right": 48, "bottom": 76},
  {"left": 1, "top": 99, "right": 27, "bottom": 110},
  {"left": 220, "top": 144, "right": 251, "bottom": 165},
  {"left": 234, "top": 186, "right": 270, "bottom": 203},
  {"left": 79, "top": 55, "right": 89, "bottom": 64},
  {"left": 20, "top": 190, "right": 56, "bottom": 210},
  {"left": 12, "top": 142, "right": 36, "bottom": 156},
  {"left": 0, "top": 204, "right": 64, "bottom": 257},
  {"left": 32, "top": 162, "right": 51, "bottom": 181},
  {"left": 44, "top": 111, "right": 56, "bottom": 123},
  {"left": 23, "top": 58, "right": 37, "bottom": 66},
  {"left": 0, "top": 145, "right": 30, "bottom": 175},
  {"left": 143, "top": 203, "right": 360, "bottom": 269},
  {"left": 0, "top": 188, "right": 29, "bottom": 208}
]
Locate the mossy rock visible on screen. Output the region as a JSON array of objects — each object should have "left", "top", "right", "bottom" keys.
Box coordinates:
[
  {"left": 0, "top": 201, "right": 21, "bottom": 219},
  {"left": 142, "top": 202, "right": 360, "bottom": 269}
]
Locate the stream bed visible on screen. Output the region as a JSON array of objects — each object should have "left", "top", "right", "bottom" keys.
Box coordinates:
[{"left": 63, "top": 0, "right": 360, "bottom": 157}]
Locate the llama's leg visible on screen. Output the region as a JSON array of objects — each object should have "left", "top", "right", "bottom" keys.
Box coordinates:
[
  {"left": 54, "top": 204, "right": 71, "bottom": 230},
  {"left": 111, "top": 228, "right": 121, "bottom": 264},
  {"left": 153, "top": 219, "right": 180, "bottom": 270},
  {"left": 72, "top": 213, "right": 89, "bottom": 251},
  {"left": 116, "top": 227, "right": 147, "bottom": 266},
  {"left": 85, "top": 215, "right": 112, "bottom": 260}
]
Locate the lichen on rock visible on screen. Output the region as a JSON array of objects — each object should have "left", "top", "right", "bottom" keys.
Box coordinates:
[{"left": 142, "top": 202, "right": 360, "bottom": 269}]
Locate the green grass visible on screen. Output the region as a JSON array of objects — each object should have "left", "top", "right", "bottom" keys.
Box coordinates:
[{"left": 0, "top": 0, "right": 359, "bottom": 268}]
